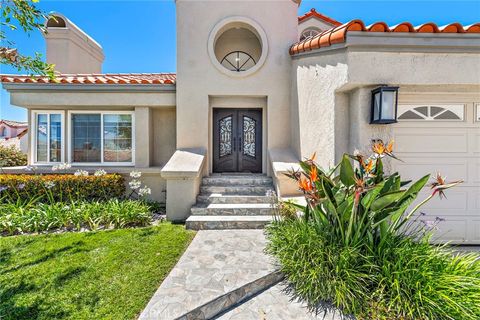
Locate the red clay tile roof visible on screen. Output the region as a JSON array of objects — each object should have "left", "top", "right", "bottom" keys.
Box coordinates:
[
  {"left": 298, "top": 9, "right": 342, "bottom": 27},
  {"left": 0, "top": 73, "right": 176, "bottom": 85},
  {"left": 0, "top": 120, "right": 28, "bottom": 128},
  {"left": 290, "top": 20, "right": 480, "bottom": 55}
]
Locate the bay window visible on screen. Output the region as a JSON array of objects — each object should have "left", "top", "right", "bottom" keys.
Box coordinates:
[
  {"left": 70, "top": 112, "right": 134, "bottom": 165},
  {"left": 33, "top": 111, "right": 64, "bottom": 163}
]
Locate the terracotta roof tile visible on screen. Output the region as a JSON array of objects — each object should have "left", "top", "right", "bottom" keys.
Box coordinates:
[
  {"left": 466, "top": 23, "right": 480, "bottom": 33},
  {"left": 298, "top": 8, "right": 342, "bottom": 27},
  {"left": 0, "top": 119, "right": 28, "bottom": 128},
  {"left": 0, "top": 73, "right": 176, "bottom": 85},
  {"left": 290, "top": 20, "right": 480, "bottom": 55}
]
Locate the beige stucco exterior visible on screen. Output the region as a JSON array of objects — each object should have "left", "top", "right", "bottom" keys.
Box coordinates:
[
  {"left": 2, "top": 2, "right": 479, "bottom": 237},
  {"left": 44, "top": 13, "right": 104, "bottom": 74}
]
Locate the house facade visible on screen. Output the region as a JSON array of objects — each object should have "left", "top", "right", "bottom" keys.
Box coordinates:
[
  {"left": 0, "top": 120, "right": 28, "bottom": 153},
  {"left": 0, "top": 120, "right": 27, "bottom": 140},
  {"left": 1, "top": 1, "right": 479, "bottom": 243}
]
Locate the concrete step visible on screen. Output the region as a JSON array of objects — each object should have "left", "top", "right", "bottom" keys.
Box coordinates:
[
  {"left": 202, "top": 175, "right": 273, "bottom": 186},
  {"left": 200, "top": 185, "right": 274, "bottom": 195},
  {"left": 191, "top": 203, "right": 274, "bottom": 216},
  {"left": 185, "top": 215, "right": 274, "bottom": 230},
  {"left": 197, "top": 194, "right": 272, "bottom": 204}
]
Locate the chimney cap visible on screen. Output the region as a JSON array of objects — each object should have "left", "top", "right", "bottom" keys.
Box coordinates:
[{"left": 44, "top": 12, "right": 104, "bottom": 51}]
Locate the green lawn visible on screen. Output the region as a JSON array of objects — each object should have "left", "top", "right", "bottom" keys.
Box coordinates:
[{"left": 0, "top": 224, "right": 195, "bottom": 320}]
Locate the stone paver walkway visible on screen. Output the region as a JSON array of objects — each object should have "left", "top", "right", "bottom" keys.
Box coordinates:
[
  {"left": 139, "top": 230, "right": 276, "bottom": 319},
  {"left": 216, "top": 283, "right": 343, "bottom": 320}
]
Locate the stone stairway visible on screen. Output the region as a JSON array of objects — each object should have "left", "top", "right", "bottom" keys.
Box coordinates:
[{"left": 185, "top": 174, "right": 276, "bottom": 230}]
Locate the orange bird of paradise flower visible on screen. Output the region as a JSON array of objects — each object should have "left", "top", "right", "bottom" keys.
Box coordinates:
[
  {"left": 362, "top": 159, "right": 374, "bottom": 173},
  {"left": 299, "top": 176, "right": 313, "bottom": 192},
  {"left": 309, "top": 166, "right": 318, "bottom": 182},
  {"left": 430, "top": 173, "right": 463, "bottom": 199}
]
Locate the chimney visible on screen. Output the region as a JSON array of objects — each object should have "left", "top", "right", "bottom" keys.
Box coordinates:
[{"left": 43, "top": 13, "right": 105, "bottom": 74}]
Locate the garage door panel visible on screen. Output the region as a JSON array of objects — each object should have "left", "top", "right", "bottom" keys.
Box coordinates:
[
  {"left": 475, "top": 191, "right": 480, "bottom": 210},
  {"left": 392, "top": 102, "right": 478, "bottom": 243},
  {"left": 409, "top": 218, "right": 469, "bottom": 243},
  {"left": 413, "top": 190, "right": 468, "bottom": 211},
  {"left": 473, "top": 220, "right": 480, "bottom": 242},
  {"left": 395, "top": 131, "right": 468, "bottom": 153},
  {"left": 394, "top": 161, "right": 467, "bottom": 183},
  {"left": 474, "top": 161, "right": 480, "bottom": 182},
  {"left": 434, "top": 220, "right": 468, "bottom": 243},
  {"left": 474, "top": 132, "right": 480, "bottom": 153}
]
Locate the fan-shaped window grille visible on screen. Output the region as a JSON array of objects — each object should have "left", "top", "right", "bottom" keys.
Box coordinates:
[
  {"left": 300, "top": 28, "right": 321, "bottom": 41},
  {"left": 221, "top": 51, "right": 256, "bottom": 72},
  {"left": 398, "top": 105, "right": 464, "bottom": 121}
]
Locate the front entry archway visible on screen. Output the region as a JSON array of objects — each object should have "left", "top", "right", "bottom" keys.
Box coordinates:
[{"left": 213, "top": 108, "right": 262, "bottom": 173}]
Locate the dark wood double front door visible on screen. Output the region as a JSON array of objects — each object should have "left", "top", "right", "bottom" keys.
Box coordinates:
[{"left": 213, "top": 108, "right": 262, "bottom": 173}]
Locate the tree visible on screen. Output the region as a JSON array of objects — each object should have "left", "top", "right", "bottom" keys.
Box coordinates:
[{"left": 1, "top": 0, "right": 55, "bottom": 78}]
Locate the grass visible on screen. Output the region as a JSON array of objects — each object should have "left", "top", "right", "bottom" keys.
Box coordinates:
[{"left": 0, "top": 223, "right": 195, "bottom": 320}]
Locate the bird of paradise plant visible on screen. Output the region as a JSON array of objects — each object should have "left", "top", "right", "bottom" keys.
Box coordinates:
[
  {"left": 267, "top": 140, "right": 479, "bottom": 320},
  {"left": 284, "top": 139, "right": 462, "bottom": 247}
]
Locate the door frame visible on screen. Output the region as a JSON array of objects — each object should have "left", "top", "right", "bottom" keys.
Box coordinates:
[{"left": 208, "top": 96, "right": 267, "bottom": 174}]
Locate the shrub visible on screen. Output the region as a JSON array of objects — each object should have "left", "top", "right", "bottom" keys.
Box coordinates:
[
  {"left": 0, "top": 199, "right": 152, "bottom": 235},
  {"left": 266, "top": 219, "right": 373, "bottom": 315},
  {"left": 266, "top": 140, "right": 479, "bottom": 319},
  {"left": 369, "top": 236, "right": 480, "bottom": 320},
  {"left": 0, "top": 174, "right": 125, "bottom": 204},
  {"left": 0, "top": 145, "right": 27, "bottom": 167}
]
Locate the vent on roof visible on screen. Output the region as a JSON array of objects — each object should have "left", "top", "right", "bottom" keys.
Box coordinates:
[{"left": 46, "top": 16, "right": 66, "bottom": 28}]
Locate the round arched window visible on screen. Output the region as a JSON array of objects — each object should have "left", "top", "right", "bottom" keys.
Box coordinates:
[
  {"left": 300, "top": 28, "right": 321, "bottom": 41},
  {"left": 208, "top": 17, "right": 268, "bottom": 77},
  {"left": 221, "top": 51, "right": 256, "bottom": 72}
]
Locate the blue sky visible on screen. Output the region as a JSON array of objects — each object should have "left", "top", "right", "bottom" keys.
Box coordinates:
[{"left": 1, "top": 0, "right": 479, "bottom": 122}]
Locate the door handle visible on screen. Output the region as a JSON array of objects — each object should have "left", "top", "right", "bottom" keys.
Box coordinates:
[
  {"left": 233, "top": 137, "right": 236, "bottom": 152},
  {"left": 239, "top": 137, "right": 242, "bottom": 152}
]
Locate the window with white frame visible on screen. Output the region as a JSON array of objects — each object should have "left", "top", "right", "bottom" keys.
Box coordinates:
[
  {"left": 397, "top": 104, "right": 465, "bottom": 121},
  {"left": 32, "top": 111, "right": 64, "bottom": 163},
  {"left": 300, "top": 28, "right": 321, "bottom": 41},
  {"left": 70, "top": 112, "right": 134, "bottom": 164}
]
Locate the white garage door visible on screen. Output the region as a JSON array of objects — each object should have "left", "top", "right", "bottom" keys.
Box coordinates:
[{"left": 392, "top": 103, "right": 480, "bottom": 244}]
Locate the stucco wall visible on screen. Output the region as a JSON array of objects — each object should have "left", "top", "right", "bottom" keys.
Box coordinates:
[
  {"left": 293, "top": 44, "right": 480, "bottom": 169},
  {"left": 152, "top": 108, "right": 177, "bottom": 166},
  {"left": 291, "top": 50, "right": 348, "bottom": 169},
  {"left": 176, "top": 0, "right": 298, "bottom": 174},
  {"left": 347, "top": 50, "right": 480, "bottom": 86}
]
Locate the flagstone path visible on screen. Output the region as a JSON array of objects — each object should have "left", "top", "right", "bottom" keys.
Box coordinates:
[{"left": 139, "top": 230, "right": 342, "bottom": 320}]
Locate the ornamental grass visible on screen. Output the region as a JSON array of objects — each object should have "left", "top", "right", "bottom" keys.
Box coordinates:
[{"left": 266, "top": 140, "right": 480, "bottom": 319}]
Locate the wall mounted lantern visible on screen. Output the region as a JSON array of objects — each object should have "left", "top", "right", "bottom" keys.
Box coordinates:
[{"left": 370, "top": 86, "right": 399, "bottom": 124}]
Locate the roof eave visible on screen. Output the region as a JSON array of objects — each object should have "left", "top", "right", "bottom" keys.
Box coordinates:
[
  {"left": 2, "top": 82, "right": 177, "bottom": 93},
  {"left": 291, "top": 32, "right": 480, "bottom": 58}
]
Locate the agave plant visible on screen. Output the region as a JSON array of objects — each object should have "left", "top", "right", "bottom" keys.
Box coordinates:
[{"left": 285, "top": 140, "right": 461, "bottom": 247}]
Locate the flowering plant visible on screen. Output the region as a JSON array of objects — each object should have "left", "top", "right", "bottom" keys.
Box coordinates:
[
  {"left": 285, "top": 139, "right": 462, "bottom": 246},
  {"left": 127, "top": 171, "right": 152, "bottom": 200},
  {"left": 0, "top": 174, "right": 125, "bottom": 204}
]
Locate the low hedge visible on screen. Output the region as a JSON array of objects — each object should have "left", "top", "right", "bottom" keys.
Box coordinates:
[
  {"left": 0, "top": 145, "right": 27, "bottom": 167},
  {"left": 0, "top": 174, "right": 125, "bottom": 203}
]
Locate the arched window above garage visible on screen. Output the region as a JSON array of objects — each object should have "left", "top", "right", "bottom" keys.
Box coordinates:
[{"left": 398, "top": 105, "right": 465, "bottom": 121}]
